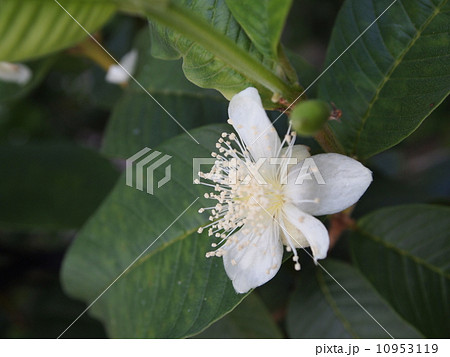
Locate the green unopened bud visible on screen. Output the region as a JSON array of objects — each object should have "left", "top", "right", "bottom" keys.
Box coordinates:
[{"left": 290, "top": 99, "right": 331, "bottom": 136}]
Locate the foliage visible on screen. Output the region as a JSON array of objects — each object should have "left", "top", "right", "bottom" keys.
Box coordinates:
[{"left": 318, "top": 0, "right": 450, "bottom": 159}]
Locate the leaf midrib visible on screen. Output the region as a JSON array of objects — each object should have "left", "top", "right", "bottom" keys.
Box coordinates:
[
  {"left": 144, "top": 1, "right": 298, "bottom": 100},
  {"left": 317, "top": 264, "right": 425, "bottom": 338},
  {"left": 112, "top": 129, "right": 220, "bottom": 279},
  {"left": 316, "top": 268, "right": 359, "bottom": 338},
  {"left": 355, "top": 227, "right": 450, "bottom": 279},
  {"left": 352, "top": 0, "right": 448, "bottom": 156}
]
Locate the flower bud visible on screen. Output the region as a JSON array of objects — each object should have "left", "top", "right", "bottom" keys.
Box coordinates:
[{"left": 290, "top": 99, "right": 331, "bottom": 136}]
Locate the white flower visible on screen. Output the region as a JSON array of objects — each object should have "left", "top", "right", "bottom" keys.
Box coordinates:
[
  {"left": 0, "top": 62, "right": 32, "bottom": 85},
  {"left": 197, "top": 87, "right": 372, "bottom": 294},
  {"left": 105, "top": 49, "right": 138, "bottom": 84}
]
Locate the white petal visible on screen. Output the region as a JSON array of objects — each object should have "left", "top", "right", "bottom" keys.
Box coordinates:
[
  {"left": 228, "top": 87, "right": 281, "bottom": 160},
  {"left": 222, "top": 223, "right": 283, "bottom": 294},
  {"left": 105, "top": 49, "right": 138, "bottom": 84},
  {"left": 105, "top": 65, "right": 127, "bottom": 84},
  {"left": 285, "top": 153, "right": 372, "bottom": 216},
  {"left": 0, "top": 62, "right": 32, "bottom": 85},
  {"left": 279, "top": 215, "right": 309, "bottom": 249},
  {"left": 281, "top": 144, "right": 310, "bottom": 174},
  {"left": 120, "top": 49, "right": 138, "bottom": 73},
  {"left": 282, "top": 203, "right": 329, "bottom": 261},
  {"left": 281, "top": 144, "right": 311, "bottom": 162}
]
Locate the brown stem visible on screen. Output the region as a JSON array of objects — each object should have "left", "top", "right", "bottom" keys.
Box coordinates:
[
  {"left": 68, "top": 36, "right": 116, "bottom": 72},
  {"left": 328, "top": 205, "right": 356, "bottom": 249},
  {"left": 68, "top": 36, "right": 129, "bottom": 88},
  {"left": 314, "top": 123, "right": 345, "bottom": 154}
]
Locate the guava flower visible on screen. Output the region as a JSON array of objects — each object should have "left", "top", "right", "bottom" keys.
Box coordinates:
[
  {"left": 0, "top": 62, "right": 32, "bottom": 85},
  {"left": 105, "top": 49, "right": 138, "bottom": 84},
  {"left": 197, "top": 87, "right": 372, "bottom": 294}
]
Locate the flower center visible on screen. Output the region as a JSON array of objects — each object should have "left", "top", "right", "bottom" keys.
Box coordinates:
[
  {"left": 231, "top": 175, "right": 284, "bottom": 231},
  {"left": 197, "top": 127, "right": 296, "bottom": 258}
]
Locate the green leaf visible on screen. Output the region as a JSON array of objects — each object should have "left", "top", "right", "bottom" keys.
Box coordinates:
[
  {"left": 124, "top": 0, "right": 301, "bottom": 108},
  {"left": 225, "top": 0, "right": 292, "bottom": 58},
  {"left": 102, "top": 30, "right": 228, "bottom": 158},
  {"left": 0, "top": 0, "right": 116, "bottom": 62},
  {"left": 285, "top": 49, "right": 319, "bottom": 97},
  {"left": 318, "top": 0, "right": 450, "bottom": 159},
  {"left": 132, "top": 28, "right": 216, "bottom": 97},
  {"left": 62, "top": 125, "right": 250, "bottom": 338},
  {"left": 149, "top": 21, "right": 181, "bottom": 60},
  {"left": 193, "top": 293, "right": 283, "bottom": 338},
  {"left": 0, "top": 143, "right": 119, "bottom": 230},
  {"left": 350, "top": 204, "right": 450, "bottom": 338},
  {"left": 103, "top": 92, "right": 228, "bottom": 158},
  {"left": 286, "top": 259, "right": 423, "bottom": 338}
]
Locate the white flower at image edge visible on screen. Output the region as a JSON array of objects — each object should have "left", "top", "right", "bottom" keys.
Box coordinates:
[
  {"left": 0, "top": 62, "right": 32, "bottom": 85},
  {"left": 197, "top": 87, "right": 372, "bottom": 294}
]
